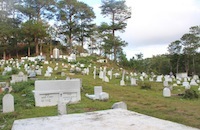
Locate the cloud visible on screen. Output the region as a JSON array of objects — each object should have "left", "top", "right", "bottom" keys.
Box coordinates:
[{"left": 118, "top": 0, "right": 200, "bottom": 58}]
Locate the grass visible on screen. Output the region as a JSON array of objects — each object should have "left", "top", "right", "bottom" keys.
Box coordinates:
[{"left": 0, "top": 58, "right": 200, "bottom": 129}]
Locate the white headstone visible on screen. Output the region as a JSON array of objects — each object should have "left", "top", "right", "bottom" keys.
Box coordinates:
[
  {"left": 34, "top": 79, "right": 81, "bottom": 107},
  {"left": 163, "top": 88, "right": 171, "bottom": 97},
  {"left": 94, "top": 86, "right": 102, "bottom": 99},
  {"left": 53, "top": 48, "right": 60, "bottom": 59},
  {"left": 130, "top": 78, "right": 137, "bottom": 86},
  {"left": 3, "top": 94, "right": 14, "bottom": 113}
]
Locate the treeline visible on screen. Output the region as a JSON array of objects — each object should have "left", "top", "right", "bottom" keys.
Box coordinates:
[
  {"left": 0, "top": 0, "right": 131, "bottom": 61},
  {"left": 119, "top": 25, "right": 200, "bottom": 75}
]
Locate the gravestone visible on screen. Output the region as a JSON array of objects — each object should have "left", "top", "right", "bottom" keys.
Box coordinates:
[
  {"left": 156, "top": 76, "right": 163, "bottom": 82},
  {"left": 111, "top": 101, "right": 127, "bottom": 110},
  {"left": 94, "top": 86, "right": 102, "bottom": 99},
  {"left": 130, "top": 78, "right": 137, "bottom": 86},
  {"left": 99, "top": 92, "right": 109, "bottom": 101},
  {"left": 3, "top": 94, "right": 14, "bottom": 113},
  {"left": 93, "top": 66, "right": 96, "bottom": 79},
  {"left": 120, "top": 70, "right": 126, "bottom": 86},
  {"left": 53, "top": 48, "right": 60, "bottom": 59},
  {"left": 57, "top": 93, "right": 67, "bottom": 115},
  {"left": 163, "top": 81, "right": 169, "bottom": 87},
  {"left": 11, "top": 72, "right": 28, "bottom": 83},
  {"left": 163, "top": 88, "right": 171, "bottom": 97},
  {"left": 190, "top": 79, "right": 198, "bottom": 86},
  {"left": 34, "top": 79, "right": 81, "bottom": 107}
]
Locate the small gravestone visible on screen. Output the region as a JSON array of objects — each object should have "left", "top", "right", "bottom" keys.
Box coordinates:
[
  {"left": 57, "top": 93, "right": 67, "bottom": 115},
  {"left": 163, "top": 88, "right": 171, "bottom": 97},
  {"left": 111, "top": 101, "right": 127, "bottom": 110},
  {"left": 163, "top": 81, "right": 168, "bottom": 87},
  {"left": 94, "top": 86, "right": 102, "bottom": 99},
  {"left": 99, "top": 92, "right": 109, "bottom": 101},
  {"left": 3, "top": 94, "right": 14, "bottom": 113},
  {"left": 190, "top": 79, "right": 198, "bottom": 86},
  {"left": 93, "top": 66, "right": 96, "bottom": 79},
  {"left": 130, "top": 78, "right": 137, "bottom": 86},
  {"left": 120, "top": 70, "right": 126, "bottom": 86}
]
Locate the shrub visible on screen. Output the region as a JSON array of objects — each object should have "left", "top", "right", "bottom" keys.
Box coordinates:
[
  {"left": 140, "top": 82, "right": 152, "bottom": 90},
  {"left": 183, "top": 89, "right": 199, "bottom": 99}
]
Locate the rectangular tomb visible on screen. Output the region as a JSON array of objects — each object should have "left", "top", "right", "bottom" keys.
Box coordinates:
[{"left": 34, "top": 79, "right": 81, "bottom": 107}]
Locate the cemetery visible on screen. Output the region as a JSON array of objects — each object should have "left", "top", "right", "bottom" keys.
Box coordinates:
[
  {"left": 0, "top": 0, "right": 200, "bottom": 129},
  {"left": 0, "top": 55, "right": 200, "bottom": 130}
]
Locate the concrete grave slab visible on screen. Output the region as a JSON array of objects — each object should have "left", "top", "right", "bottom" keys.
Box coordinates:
[{"left": 11, "top": 109, "right": 199, "bottom": 130}]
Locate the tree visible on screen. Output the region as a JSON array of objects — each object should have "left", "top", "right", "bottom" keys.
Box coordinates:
[
  {"left": 168, "top": 40, "right": 182, "bottom": 73},
  {"left": 181, "top": 31, "right": 200, "bottom": 74},
  {"left": 100, "top": 0, "right": 131, "bottom": 61},
  {"left": 16, "top": 0, "right": 55, "bottom": 55},
  {"left": 56, "top": 0, "right": 95, "bottom": 54},
  {"left": 75, "top": 2, "right": 95, "bottom": 53},
  {"left": 21, "top": 20, "right": 48, "bottom": 56}
]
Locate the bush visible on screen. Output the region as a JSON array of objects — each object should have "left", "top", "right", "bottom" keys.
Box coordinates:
[
  {"left": 140, "top": 82, "right": 152, "bottom": 90},
  {"left": 183, "top": 89, "right": 199, "bottom": 99}
]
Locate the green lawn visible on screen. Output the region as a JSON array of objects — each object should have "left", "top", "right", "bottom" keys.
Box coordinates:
[{"left": 0, "top": 60, "right": 200, "bottom": 129}]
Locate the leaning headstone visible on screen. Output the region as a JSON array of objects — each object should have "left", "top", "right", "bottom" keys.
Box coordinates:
[
  {"left": 111, "top": 101, "right": 127, "bottom": 110},
  {"left": 3, "top": 94, "right": 14, "bottom": 113},
  {"left": 163, "top": 88, "right": 171, "bottom": 97},
  {"left": 120, "top": 70, "right": 126, "bottom": 86}
]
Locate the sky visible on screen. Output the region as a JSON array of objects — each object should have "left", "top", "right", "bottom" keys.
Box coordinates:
[{"left": 79, "top": 0, "right": 200, "bottom": 59}]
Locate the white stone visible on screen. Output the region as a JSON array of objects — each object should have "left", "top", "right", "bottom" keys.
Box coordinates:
[
  {"left": 120, "top": 80, "right": 125, "bottom": 86},
  {"left": 156, "top": 76, "right": 163, "bottom": 82},
  {"left": 53, "top": 48, "right": 60, "bottom": 59},
  {"left": 130, "top": 78, "right": 137, "bottom": 86},
  {"left": 94, "top": 86, "right": 102, "bottom": 99},
  {"left": 112, "top": 101, "right": 127, "bottom": 110},
  {"left": 12, "top": 109, "right": 199, "bottom": 130},
  {"left": 33, "top": 79, "right": 81, "bottom": 107},
  {"left": 3, "top": 94, "right": 14, "bottom": 113},
  {"left": 163, "top": 88, "right": 171, "bottom": 97},
  {"left": 99, "top": 92, "right": 109, "bottom": 101},
  {"left": 190, "top": 79, "right": 198, "bottom": 86},
  {"left": 163, "top": 81, "right": 168, "bottom": 87}
]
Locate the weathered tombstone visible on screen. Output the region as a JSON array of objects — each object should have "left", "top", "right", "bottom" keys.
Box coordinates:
[
  {"left": 34, "top": 79, "right": 81, "bottom": 107},
  {"left": 156, "top": 76, "right": 162, "bottom": 82},
  {"left": 182, "top": 81, "right": 190, "bottom": 89},
  {"left": 163, "top": 81, "right": 169, "bottom": 87},
  {"left": 190, "top": 79, "right": 198, "bottom": 86},
  {"left": 99, "top": 70, "right": 103, "bottom": 79},
  {"left": 53, "top": 48, "right": 60, "bottom": 59},
  {"left": 111, "top": 101, "right": 127, "bottom": 110},
  {"left": 163, "top": 87, "right": 171, "bottom": 97},
  {"left": 120, "top": 70, "right": 125, "bottom": 86},
  {"left": 57, "top": 93, "right": 67, "bottom": 115},
  {"left": 93, "top": 66, "right": 96, "bottom": 79},
  {"left": 3, "top": 94, "right": 14, "bottom": 113},
  {"left": 99, "top": 92, "right": 109, "bottom": 101},
  {"left": 94, "top": 86, "right": 102, "bottom": 99},
  {"left": 130, "top": 78, "right": 137, "bottom": 86}
]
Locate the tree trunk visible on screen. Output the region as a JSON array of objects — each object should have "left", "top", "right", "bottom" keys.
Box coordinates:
[
  {"left": 112, "top": 13, "right": 116, "bottom": 61},
  {"left": 176, "top": 57, "right": 180, "bottom": 73},
  {"left": 35, "top": 37, "right": 39, "bottom": 55},
  {"left": 192, "top": 55, "right": 195, "bottom": 74},
  {"left": 28, "top": 46, "right": 30, "bottom": 56},
  {"left": 3, "top": 51, "right": 6, "bottom": 60}
]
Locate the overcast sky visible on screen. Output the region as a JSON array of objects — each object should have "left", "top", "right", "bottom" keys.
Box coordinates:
[{"left": 79, "top": 0, "right": 200, "bottom": 59}]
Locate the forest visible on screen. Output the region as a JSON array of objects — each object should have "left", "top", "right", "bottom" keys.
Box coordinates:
[{"left": 0, "top": 0, "right": 200, "bottom": 76}]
